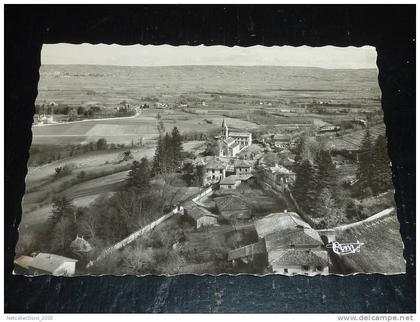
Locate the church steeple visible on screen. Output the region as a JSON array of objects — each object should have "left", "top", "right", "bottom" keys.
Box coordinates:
[{"left": 222, "top": 119, "right": 229, "bottom": 139}]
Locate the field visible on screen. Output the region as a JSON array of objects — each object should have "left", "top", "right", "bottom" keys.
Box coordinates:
[
  {"left": 37, "top": 65, "right": 381, "bottom": 106},
  {"left": 34, "top": 65, "right": 382, "bottom": 147}
]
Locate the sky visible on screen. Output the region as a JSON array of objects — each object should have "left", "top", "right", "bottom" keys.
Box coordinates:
[{"left": 42, "top": 44, "right": 377, "bottom": 69}]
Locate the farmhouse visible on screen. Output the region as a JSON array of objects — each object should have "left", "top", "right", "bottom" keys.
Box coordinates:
[
  {"left": 185, "top": 204, "right": 219, "bottom": 229},
  {"left": 219, "top": 175, "right": 241, "bottom": 190},
  {"left": 254, "top": 211, "right": 329, "bottom": 275},
  {"left": 261, "top": 163, "right": 296, "bottom": 192},
  {"left": 272, "top": 134, "right": 291, "bottom": 149},
  {"left": 234, "top": 159, "right": 253, "bottom": 178},
  {"left": 215, "top": 194, "right": 251, "bottom": 222},
  {"left": 202, "top": 157, "right": 227, "bottom": 186},
  {"left": 14, "top": 253, "right": 78, "bottom": 276},
  {"left": 218, "top": 120, "right": 252, "bottom": 157}
]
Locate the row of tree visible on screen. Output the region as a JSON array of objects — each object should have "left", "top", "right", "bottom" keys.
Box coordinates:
[
  {"left": 151, "top": 127, "right": 183, "bottom": 176},
  {"left": 291, "top": 129, "right": 393, "bottom": 228},
  {"left": 356, "top": 132, "right": 392, "bottom": 196}
]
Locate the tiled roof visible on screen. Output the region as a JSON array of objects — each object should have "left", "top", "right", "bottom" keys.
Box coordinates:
[
  {"left": 220, "top": 175, "right": 241, "bottom": 185},
  {"left": 270, "top": 249, "right": 329, "bottom": 267},
  {"left": 229, "top": 132, "right": 251, "bottom": 138},
  {"left": 228, "top": 240, "right": 267, "bottom": 261},
  {"left": 215, "top": 195, "right": 248, "bottom": 211},
  {"left": 255, "top": 212, "right": 311, "bottom": 238},
  {"left": 186, "top": 204, "right": 219, "bottom": 221},
  {"left": 234, "top": 159, "right": 252, "bottom": 168},
  {"left": 205, "top": 158, "right": 227, "bottom": 170},
  {"left": 223, "top": 137, "right": 236, "bottom": 145}
]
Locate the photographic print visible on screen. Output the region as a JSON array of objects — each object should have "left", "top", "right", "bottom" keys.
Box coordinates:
[{"left": 14, "top": 44, "right": 405, "bottom": 276}]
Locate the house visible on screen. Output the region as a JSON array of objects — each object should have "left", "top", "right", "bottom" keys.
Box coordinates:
[
  {"left": 272, "top": 134, "right": 291, "bottom": 149},
  {"left": 215, "top": 195, "right": 251, "bottom": 222},
  {"left": 14, "top": 253, "right": 78, "bottom": 276},
  {"left": 234, "top": 159, "right": 253, "bottom": 178},
  {"left": 220, "top": 175, "right": 241, "bottom": 190},
  {"left": 185, "top": 204, "right": 218, "bottom": 229},
  {"left": 261, "top": 163, "right": 296, "bottom": 192},
  {"left": 203, "top": 157, "right": 227, "bottom": 186},
  {"left": 218, "top": 120, "right": 252, "bottom": 157},
  {"left": 228, "top": 240, "right": 267, "bottom": 268},
  {"left": 254, "top": 211, "right": 329, "bottom": 275}
]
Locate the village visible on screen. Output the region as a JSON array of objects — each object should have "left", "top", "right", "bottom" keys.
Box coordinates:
[
  {"left": 13, "top": 63, "right": 405, "bottom": 277},
  {"left": 15, "top": 100, "right": 402, "bottom": 276}
]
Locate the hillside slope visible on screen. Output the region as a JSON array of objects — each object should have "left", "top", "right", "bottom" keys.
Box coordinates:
[{"left": 333, "top": 209, "right": 405, "bottom": 274}]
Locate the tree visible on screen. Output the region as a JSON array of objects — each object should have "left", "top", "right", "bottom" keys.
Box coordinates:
[
  {"left": 293, "top": 133, "right": 306, "bottom": 164},
  {"left": 48, "top": 196, "right": 77, "bottom": 254},
  {"left": 356, "top": 129, "right": 375, "bottom": 196},
  {"left": 314, "top": 149, "right": 337, "bottom": 192},
  {"left": 77, "top": 106, "right": 85, "bottom": 115},
  {"left": 171, "top": 127, "right": 184, "bottom": 169},
  {"left": 49, "top": 216, "right": 76, "bottom": 254},
  {"left": 372, "top": 135, "right": 392, "bottom": 194},
  {"left": 96, "top": 138, "right": 107, "bottom": 151},
  {"left": 127, "top": 158, "right": 151, "bottom": 193},
  {"left": 292, "top": 159, "right": 318, "bottom": 214},
  {"left": 152, "top": 135, "right": 164, "bottom": 176},
  {"left": 194, "top": 164, "right": 205, "bottom": 186},
  {"left": 50, "top": 195, "right": 75, "bottom": 226},
  {"left": 162, "top": 133, "right": 174, "bottom": 173},
  {"left": 316, "top": 188, "right": 339, "bottom": 227}
]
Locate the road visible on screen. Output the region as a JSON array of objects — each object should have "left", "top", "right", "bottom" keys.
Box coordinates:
[{"left": 33, "top": 112, "right": 142, "bottom": 128}]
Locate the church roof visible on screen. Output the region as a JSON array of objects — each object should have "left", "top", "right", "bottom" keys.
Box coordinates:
[{"left": 230, "top": 132, "right": 251, "bottom": 138}]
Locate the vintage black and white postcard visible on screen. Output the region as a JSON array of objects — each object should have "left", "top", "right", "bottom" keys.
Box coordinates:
[{"left": 14, "top": 44, "right": 405, "bottom": 276}]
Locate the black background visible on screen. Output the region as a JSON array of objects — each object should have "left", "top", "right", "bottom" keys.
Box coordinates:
[{"left": 4, "top": 5, "right": 416, "bottom": 313}]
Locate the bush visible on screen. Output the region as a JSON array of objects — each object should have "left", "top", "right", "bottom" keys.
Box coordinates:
[{"left": 54, "top": 163, "right": 75, "bottom": 178}]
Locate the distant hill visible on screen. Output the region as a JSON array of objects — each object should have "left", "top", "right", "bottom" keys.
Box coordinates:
[{"left": 37, "top": 64, "right": 381, "bottom": 107}]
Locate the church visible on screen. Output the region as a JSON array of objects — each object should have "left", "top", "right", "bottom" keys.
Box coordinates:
[{"left": 218, "top": 119, "right": 252, "bottom": 157}]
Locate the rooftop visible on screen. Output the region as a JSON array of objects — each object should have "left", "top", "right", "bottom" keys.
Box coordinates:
[
  {"left": 14, "top": 255, "right": 33, "bottom": 269},
  {"left": 234, "top": 159, "right": 252, "bottom": 168},
  {"left": 267, "top": 164, "right": 293, "bottom": 175},
  {"left": 27, "top": 253, "right": 78, "bottom": 273},
  {"left": 223, "top": 137, "right": 236, "bottom": 145},
  {"left": 229, "top": 132, "right": 251, "bottom": 138},
  {"left": 186, "top": 204, "right": 219, "bottom": 221},
  {"left": 220, "top": 175, "right": 241, "bottom": 185},
  {"left": 255, "top": 212, "right": 310, "bottom": 238},
  {"left": 215, "top": 194, "right": 249, "bottom": 212},
  {"left": 205, "top": 158, "right": 227, "bottom": 170},
  {"left": 270, "top": 249, "right": 329, "bottom": 268}
]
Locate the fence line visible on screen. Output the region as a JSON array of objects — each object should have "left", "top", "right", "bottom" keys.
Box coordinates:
[{"left": 86, "top": 206, "right": 184, "bottom": 268}]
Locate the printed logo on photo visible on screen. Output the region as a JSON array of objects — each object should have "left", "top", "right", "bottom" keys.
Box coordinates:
[{"left": 326, "top": 241, "right": 364, "bottom": 255}]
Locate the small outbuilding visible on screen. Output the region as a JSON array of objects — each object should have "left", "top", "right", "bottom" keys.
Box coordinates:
[
  {"left": 219, "top": 175, "right": 241, "bottom": 190},
  {"left": 185, "top": 205, "right": 219, "bottom": 229},
  {"left": 14, "top": 253, "right": 78, "bottom": 276}
]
